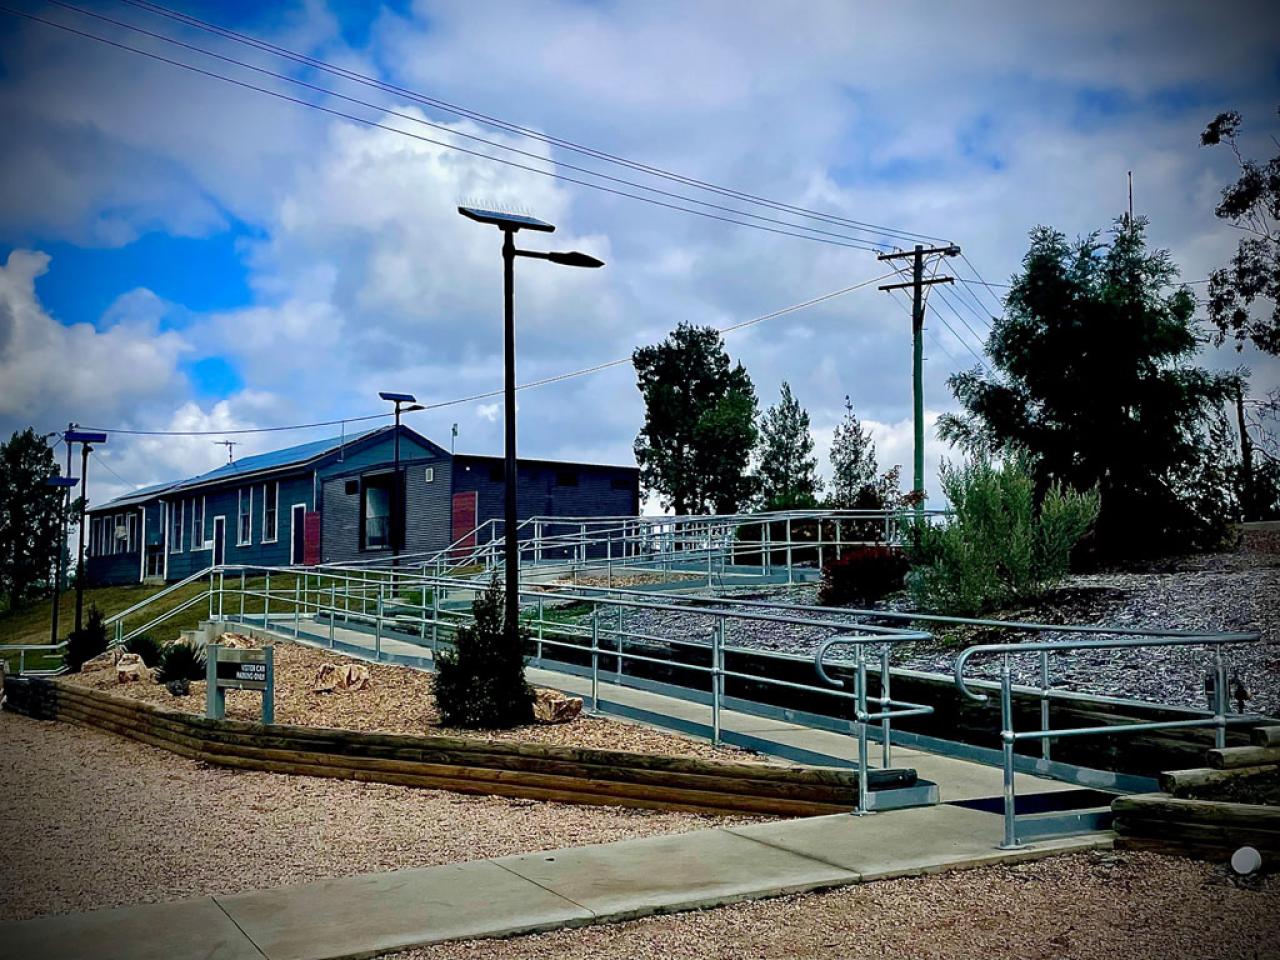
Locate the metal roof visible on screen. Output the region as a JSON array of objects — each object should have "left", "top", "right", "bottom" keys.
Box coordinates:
[{"left": 94, "top": 427, "right": 383, "bottom": 509}]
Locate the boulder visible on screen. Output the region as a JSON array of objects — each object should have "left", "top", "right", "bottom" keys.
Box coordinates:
[
  {"left": 80, "top": 650, "right": 116, "bottom": 673},
  {"left": 219, "top": 633, "right": 255, "bottom": 649},
  {"left": 115, "top": 653, "right": 150, "bottom": 684},
  {"left": 166, "top": 677, "right": 191, "bottom": 697},
  {"left": 533, "top": 689, "right": 583, "bottom": 725},
  {"left": 312, "top": 662, "right": 372, "bottom": 693}
]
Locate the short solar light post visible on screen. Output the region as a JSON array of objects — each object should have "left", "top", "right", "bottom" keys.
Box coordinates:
[
  {"left": 44, "top": 475, "right": 80, "bottom": 645},
  {"left": 64, "top": 429, "right": 108, "bottom": 633},
  {"left": 378, "top": 391, "right": 425, "bottom": 569},
  {"left": 457, "top": 206, "right": 604, "bottom": 651}
]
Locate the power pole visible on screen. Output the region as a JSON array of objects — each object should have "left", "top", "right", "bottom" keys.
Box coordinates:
[
  {"left": 877, "top": 243, "right": 960, "bottom": 503},
  {"left": 213, "top": 440, "right": 238, "bottom": 463},
  {"left": 1236, "top": 382, "right": 1255, "bottom": 520}
]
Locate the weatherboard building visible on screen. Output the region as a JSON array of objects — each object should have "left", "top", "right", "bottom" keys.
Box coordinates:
[{"left": 83, "top": 426, "right": 640, "bottom": 586}]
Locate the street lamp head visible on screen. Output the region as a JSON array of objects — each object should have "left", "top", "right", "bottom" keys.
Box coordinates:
[
  {"left": 65, "top": 430, "right": 108, "bottom": 445},
  {"left": 379, "top": 391, "right": 417, "bottom": 404},
  {"left": 404, "top": 404, "right": 426, "bottom": 413},
  {"left": 458, "top": 206, "right": 555, "bottom": 233},
  {"left": 546, "top": 250, "right": 605, "bottom": 269}
]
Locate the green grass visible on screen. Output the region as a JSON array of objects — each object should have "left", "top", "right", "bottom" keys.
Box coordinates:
[{"left": 1, "top": 573, "right": 305, "bottom": 673}]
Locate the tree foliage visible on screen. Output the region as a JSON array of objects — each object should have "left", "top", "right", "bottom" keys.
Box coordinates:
[
  {"left": 434, "top": 578, "right": 534, "bottom": 729},
  {"left": 1200, "top": 108, "right": 1280, "bottom": 355},
  {"left": 827, "top": 396, "right": 878, "bottom": 509},
  {"left": 633, "top": 323, "right": 758, "bottom": 514},
  {"left": 0, "top": 428, "right": 71, "bottom": 611},
  {"left": 756, "top": 382, "right": 821, "bottom": 510},
  {"left": 939, "top": 218, "right": 1235, "bottom": 559},
  {"left": 906, "top": 454, "right": 1099, "bottom": 617}
]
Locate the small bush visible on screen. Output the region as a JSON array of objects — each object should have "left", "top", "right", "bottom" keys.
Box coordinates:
[
  {"left": 122, "top": 632, "right": 165, "bottom": 668},
  {"left": 818, "top": 546, "right": 909, "bottom": 606},
  {"left": 64, "top": 604, "right": 108, "bottom": 672},
  {"left": 434, "top": 578, "right": 534, "bottom": 729},
  {"left": 906, "top": 452, "right": 1099, "bottom": 617},
  {"left": 155, "top": 640, "right": 206, "bottom": 684}
]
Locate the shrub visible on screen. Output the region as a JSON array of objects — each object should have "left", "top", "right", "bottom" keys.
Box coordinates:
[
  {"left": 906, "top": 453, "right": 1099, "bottom": 617},
  {"left": 434, "top": 578, "right": 534, "bottom": 729},
  {"left": 64, "top": 604, "right": 108, "bottom": 672},
  {"left": 818, "top": 546, "right": 909, "bottom": 607},
  {"left": 155, "top": 640, "right": 207, "bottom": 685},
  {"left": 122, "top": 632, "right": 165, "bottom": 668}
]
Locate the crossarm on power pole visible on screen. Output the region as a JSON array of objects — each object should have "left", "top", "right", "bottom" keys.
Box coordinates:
[{"left": 878, "top": 277, "right": 955, "bottom": 292}]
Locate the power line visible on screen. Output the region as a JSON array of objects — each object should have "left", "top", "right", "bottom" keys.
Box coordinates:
[
  {"left": 117, "top": 0, "right": 947, "bottom": 249},
  {"left": 43, "top": 0, "right": 893, "bottom": 254},
  {"left": 90, "top": 449, "right": 136, "bottom": 488},
  {"left": 79, "top": 271, "right": 898, "bottom": 438}
]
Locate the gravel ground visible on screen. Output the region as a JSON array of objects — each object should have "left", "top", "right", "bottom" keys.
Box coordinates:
[
  {"left": 0, "top": 710, "right": 762, "bottom": 924},
  {"left": 397, "top": 850, "right": 1279, "bottom": 960},
  {"left": 63, "top": 638, "right": 758, "bottom": 763},
  {"left": 556, "top": 535, "right": 1280, "bottom": 716}
]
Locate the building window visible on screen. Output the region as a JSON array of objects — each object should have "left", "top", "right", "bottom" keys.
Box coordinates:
[
  {"left": 238, "top": 487, "right": 252, "bottom": 546},
  {"left": 345, "top": 479, "right": 358, "bottom": 495},
  {"left": 361, "top": 474, "right": 393, "bottom": 550},
  {"left": 169, "top": 501, "right": 184, "bottom": 553},
  {"left": 555, "top": 469, "right": 579, "bottom": 487},
  {"left": 125, "top": 513, "right": 137, "bottom": 553},
  {"left": 191, "top": 498, "right": 204, "bottom": 549},
  {"left": 424, "top": 467, "right": 435, "bottom": 483},
  {"left": 262, "top": 482, "right": 278, "bottom": 543}
]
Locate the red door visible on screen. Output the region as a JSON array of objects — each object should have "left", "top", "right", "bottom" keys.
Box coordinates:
[
  {"left": 451, "top": 492, "right": 477, "bottom": 559},
  {"left": 303, "top": 511, "right": 322, "bottom": 565}
]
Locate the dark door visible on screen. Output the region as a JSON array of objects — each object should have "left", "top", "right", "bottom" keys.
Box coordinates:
[
  {"left": 291, "top": 505, "right": 306, "bottom": 564},
  {"left": 451, "top": 491, "right": 477, "bottom": 558},
  {"left": 212, "top": 517, "right": 226, "bottom": 566}
]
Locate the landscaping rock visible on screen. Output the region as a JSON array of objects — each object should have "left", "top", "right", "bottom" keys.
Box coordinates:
[
  {"left": 312, "top": 662, "right": 371, "bottom": 693},
  {"left": 80, "top": 650, "right": 116, "bottom": 674},
  {"left": 218, "top": 633, "right": 255, "bottom": 649},
  {"left": 533, "top": 689, "right": 583, "bottom": 724},
  {"left": 115, "top": 653, "right": 149, "bottom": 684},
  {"left": 166, "top": 677, "right": 191, "bottom": 697}
]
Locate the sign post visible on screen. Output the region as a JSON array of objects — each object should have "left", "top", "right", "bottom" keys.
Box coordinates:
[{"left": 205, "top": 644, "right": 274, "bottom": 723}]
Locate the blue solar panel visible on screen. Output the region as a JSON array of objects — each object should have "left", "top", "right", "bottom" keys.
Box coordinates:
[
  {"left": 457, "top": 206, "right": 555, "bottom": 232},
  {"left": 96, "top": 427, "right": 384, "bottom": 509}
]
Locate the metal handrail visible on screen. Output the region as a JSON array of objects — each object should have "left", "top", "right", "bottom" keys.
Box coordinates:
[
  {"left": 953, "top": 632, "right": 1266, "bottom": 849},
  {"left": 103, "top": 566, "right": 214, "bottom": 627}
]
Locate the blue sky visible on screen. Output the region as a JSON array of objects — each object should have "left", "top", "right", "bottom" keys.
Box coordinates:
[{"left": 1, "top": 0, "right": 1277, "bottom": 508}]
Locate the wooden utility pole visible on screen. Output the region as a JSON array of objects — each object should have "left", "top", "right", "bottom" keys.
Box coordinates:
[
  {"left": 877, "top": 243, "right": 960, "bottom": 503},
  {"left": 1236, "top": 382, "right": 1256, "bottom": 520}
]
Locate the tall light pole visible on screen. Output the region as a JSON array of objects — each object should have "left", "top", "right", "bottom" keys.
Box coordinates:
[
  {"left": 378, "top": 392, "right": 424, "bottom": 567},
  {"left": 64, "top": 429, "right": 108, "bottom": 633},
  {"left": 45, "top": 474, "right": 79, "bottom": 644},
  {"left": 458, "top": 206, "right": 604, "bottom": 650}
]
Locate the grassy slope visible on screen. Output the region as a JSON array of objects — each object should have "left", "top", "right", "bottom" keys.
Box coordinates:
[{"left": 2, "top": 574, "right": 300, "bottom": 672}]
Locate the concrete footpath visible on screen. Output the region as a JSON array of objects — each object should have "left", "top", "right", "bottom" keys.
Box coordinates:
[{"left": 1, "top": 805, "right": 1111, "bottom": 960}]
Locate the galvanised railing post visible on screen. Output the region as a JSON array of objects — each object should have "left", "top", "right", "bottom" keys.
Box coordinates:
[
  {"left": 1214, "top": 648, "right": 1228, "bottom": 750},
  {"left": 208, "top": 568, "right": 215, "bottom": 619},
  {"left": 785, "top": 516, "right": 793, "bottom": 584},
  {"left": 711, "top": 616, "right": 724, "bottom": 746},
  {"left": 328, "top": 584, "right": 336, "bottom": 648},
  {"left": 880, "top": 645, "right": 892, "bottom": 768},
  {"left": 535, "top": 595, "right": 544, "bottom": 663},
  {"left": 817, "top": 518, "right": 824, "bottom": 571},
  {"left": 293, "top": 577, "right": 301, "bottom": 638},
  {"left": 240, "top": 568, "right": 246, "bottom": 620},
  {"left": 1039, "top": 650, "right": 1052, "bottom": 762},
  {"left": 590, "top": 603, "right": 600, "bottom": 713},
  {"left": 615, "top": 603, "right": 624, "bottom": 681},
  {"left": 264, "top": 570, "right": 271, "bottom": 628},
  {"left": 999, "top": 653, "right": 1021, "bottom": 849},
  {"left": 374, "top": 585, "right": 383, "bottom": 661},
  {"left": 431, "top": 587, "right": 440, "bottom": 657},
  {"left": 855, "top": 643, "right": 870, "bottom": 814}
]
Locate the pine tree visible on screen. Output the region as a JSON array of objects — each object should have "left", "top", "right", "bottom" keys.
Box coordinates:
[
  {"left": 828, "top": 397, "right": 878, "bottom": 509},
  {"left": 433, "top": 579, "right": 534, "bottom": 729},
  {"left": 756, "top": 382, "right": 821, "bottom": 509}
]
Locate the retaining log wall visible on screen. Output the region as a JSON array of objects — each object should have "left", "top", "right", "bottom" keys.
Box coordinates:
[{"left": 5, "top": 678, "right": 886, "bottom": 817}]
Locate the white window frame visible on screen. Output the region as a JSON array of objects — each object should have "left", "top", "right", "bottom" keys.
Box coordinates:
[
  {"left": 169, "top": 501, "right": 184, "bottom": 554},
  {"left": 424, "top": 466, "right": 435, "bottom": 483},
  {"left": 261, "top": 481, "right": 279, "bottom": 544},
  {"left": 237, "top": 487, "right": 253, "bottom": 546},
  {"left": 191, "top": 496, "right": 206, "bottom": 550},
  {"left": 289, "top": 502, "right": 308, "bottom": 564},
  {"left": 125, "top": 513, "right": 137, "bottom": 553}
]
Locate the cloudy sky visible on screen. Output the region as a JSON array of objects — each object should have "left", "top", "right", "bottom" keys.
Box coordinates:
[{"left": 1, "top": 0, "right": 1277, "bottom": 510}]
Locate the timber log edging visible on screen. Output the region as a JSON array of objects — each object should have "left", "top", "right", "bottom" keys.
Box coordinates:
[
  {"left": 13, "top": 678, "right": 878, "bottom": 817},
  {"left": 1112, "top": 725, "right": 1280, "bottom": 856}
]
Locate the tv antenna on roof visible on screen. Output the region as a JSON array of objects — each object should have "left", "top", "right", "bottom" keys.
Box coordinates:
[{"left": 213, "top": 439, "right": 239, "bottom": 463}]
